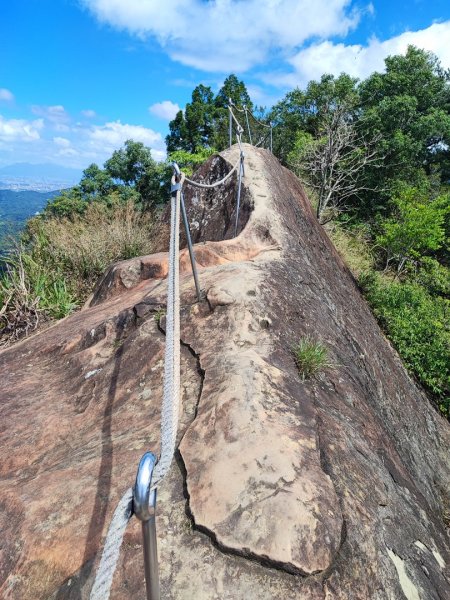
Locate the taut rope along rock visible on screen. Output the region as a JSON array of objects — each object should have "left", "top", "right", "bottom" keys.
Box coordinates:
[
  {"left": 89, "top": 102, "right": 266, "bottom": 598},
  {"left": 89, "top": 175, "right": 182, "bottom": 600}
]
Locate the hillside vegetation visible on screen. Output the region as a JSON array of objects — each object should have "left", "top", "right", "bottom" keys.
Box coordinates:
[
  {"left": 0, "top": 188, "right": 60, "bottom": 250},
  {"left": 0, "top": 57, "right": 449, "bottom": 415}
]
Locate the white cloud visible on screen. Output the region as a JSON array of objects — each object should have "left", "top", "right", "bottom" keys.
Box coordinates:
[
  {"left": 81, "top": 109, "right": 97, "bottom": 118},
  {"left": 0, "top": 88, "right": 14, "bottom": 102},
  {"left": 0, "top": 115, "right": 44, "bottom": 141},
  {"left": 278, "top": 20, "right": 450, "bottom": 87},
  {"left": 87, "top": 120, "right": 163, "bottom": 149},
  {"left": 83, "top": 120, "right": 166, "bottom": 162},
  {"left": 31, "top": 104, "right": 71, "bottom": 131},
  {"left": 81, "top": 0, "right": 359, "bottom": 72},
  {"left": 53, "top": 136, "right": 71, "bottom": 147},
  {"left": 0, "top": 111, "right": 166, "bottom": 169},
  {"left": 149, "top": 100, "right": 180, "bottom": 120}
]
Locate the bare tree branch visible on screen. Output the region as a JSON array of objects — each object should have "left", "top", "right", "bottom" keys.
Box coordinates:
[{"left": 290, "top": 107, "right": 384, "bottom": 222}]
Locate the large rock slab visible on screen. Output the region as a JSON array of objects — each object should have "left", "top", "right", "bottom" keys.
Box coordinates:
[{"left": 0, "top": 144, "right": 449, "bottom": 599}]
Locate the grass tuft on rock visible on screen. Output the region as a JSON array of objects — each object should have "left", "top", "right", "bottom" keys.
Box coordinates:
[{"left": 293, "top": 336, "right": 331, "bottom": 381}]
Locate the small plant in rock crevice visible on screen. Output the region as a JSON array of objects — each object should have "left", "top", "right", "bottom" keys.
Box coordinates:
[
  {"left": 154, "top": 307, "right": 166, "bottom": 326},
  {"left": 293, "top": 336, "right": 332, "bottom": 381}
]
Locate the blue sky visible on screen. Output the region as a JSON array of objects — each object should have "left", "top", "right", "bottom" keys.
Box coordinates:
[{"left": 1, "top": 0, "right": 450, "bottom": 173}]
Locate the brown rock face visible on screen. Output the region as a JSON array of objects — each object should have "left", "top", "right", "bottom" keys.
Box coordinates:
[{"left": 0, "top": 144, "right": 449, "bottom": 599}]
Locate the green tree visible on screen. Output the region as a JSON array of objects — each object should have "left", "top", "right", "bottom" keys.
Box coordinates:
[
  {"left": 270, "top": 73, "right": 360, "bottom": 164},
  {"left": 359, "top": 46, "right": 450, "bottom": 199},
  {"left": 215, "top": 74, "right": 253, "bottom": 110},
  {"left": 79, "top": 163, "right": 114, "bottom": 198},
  {"left": 166, "top": 85, "right": 215, "bottom": 153},
  {"left": 105, "top": 140, "right": 169, "bottom": 208},
  {"left": 166, "top": 74, "right": 254, "bottom": 152},
  {"left": 166, "top": 110, "right": 188, "bottom": 153},
  {"left": 214, "top": 74, "right": 254, "bottom": 149},
  {"left": 184, "top": 85, "right": 215, "bottom": 151},
  {"left": 376, "top": 186, "right": 448, "bottom": 272}
]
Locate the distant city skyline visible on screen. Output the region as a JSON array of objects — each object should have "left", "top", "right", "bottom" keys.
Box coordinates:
[{"left": 1, "top": 0, "right": 450, "bottom": 173}]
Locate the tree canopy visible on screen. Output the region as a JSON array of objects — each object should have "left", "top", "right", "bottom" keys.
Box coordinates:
[
  {"left": 166, "top": 74, "right": 255, "bottom": 153},
  {"left": 45, "top": 140, "right": 170, "bottom": 217},
  {"left": 359, "top": 46, "right": 450, "bottom": 194}
]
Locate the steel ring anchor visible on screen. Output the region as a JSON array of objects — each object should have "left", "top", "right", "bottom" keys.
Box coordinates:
[{"left": 133, "top": 452, "right": 161, "bottom": 600}]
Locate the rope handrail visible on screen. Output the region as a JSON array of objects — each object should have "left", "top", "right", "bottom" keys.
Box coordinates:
[
  {"left": 229, "top": 106, "right": 244, "bottom": 131},
  {"left": 255, "top": 134, "right": 269, "bottom": 148},
  {"left": 90, "top": 103, "right": 251, "bottom": 600},
  {"left": 229, "top": 98, "right": 272, "bottom": 129},
  {"left": 184, "top": 152, "right": 241, "bottom": 189},
  {"left": 89, "top": 175, "right": 183, "bottom": 600},
  {"left": 246, "top": 106, "right": 272, "bottom": 129},
  {"left": 228, "top": 99, "right": 272, "bottom": 152}
]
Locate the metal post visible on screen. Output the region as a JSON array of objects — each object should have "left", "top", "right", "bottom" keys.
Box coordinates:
[
  {"left": 270, "top": 124, "right": 273, "bottom": 153},
  {"left": 180, "top": 191, "right": 202, "bottom": 301},
  {"left": 172, "top": 163, "right": 201, "bottom": 302},
  {"left": 134, "top": 452, "right": 160, "bottom": 600},
  {"left": 228, "top": 99, "right": 232, "bottom": 148},
  {"left": 234, "top": 155, "right": 244, "bottom": 237},
  {"left": 244, "top": 106, "right": 252, "bottom": 145},
  {"left": 239, "top": 135, "right": 245, "bottom": 178}
]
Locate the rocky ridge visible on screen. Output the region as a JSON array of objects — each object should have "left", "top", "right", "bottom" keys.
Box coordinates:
[{"left": 0, "top": 144, "right": 449, "bottom": 599}]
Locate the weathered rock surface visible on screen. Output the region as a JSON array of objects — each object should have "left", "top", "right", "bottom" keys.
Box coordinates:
[{"left": 0, "top": 145, "right": 449, "bottom": 599}]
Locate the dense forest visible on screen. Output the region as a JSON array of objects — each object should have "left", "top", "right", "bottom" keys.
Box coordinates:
[{"left": 0, "top": 46, "right": 448, "bottom": 414}]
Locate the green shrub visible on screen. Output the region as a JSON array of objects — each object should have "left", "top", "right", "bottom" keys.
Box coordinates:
[
  {"left": 293, "top": 336, "right": 331, "bottom": 380},
  {"left": 376, "top": 186, "right": 447, "bottom": 272},
  {"left": 414, "top": 257, "right": 450, "bottom": 296},
  {"left": 363, "top": 273, "right": 450, "bottom": 414},
  {"left": 43, "top": 188, "right": 87, "bottom": 218},
  {"left": 168, "top": 148, "right": 216, "bottom": 176}
]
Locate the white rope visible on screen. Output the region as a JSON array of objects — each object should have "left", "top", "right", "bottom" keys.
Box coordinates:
[
  {"left": 229, "top": 101, "right": 245, "bottom": 114},
  {"left": 151, "top": 176, "right": 181, "bottom": 487},
  {"left": 229, "top": 100, "right": 272, "bottom": 152},
  {"left": 89, "top": 179, "right": 183, "bottom": 600},
  {"left": 247, "top": 109, "right": 272, "bottom": 129},
  {"left": 89, "top": 488, "right": 133, "bottom": 600},
  {"left": 254, "top": 131, "right": 270, "bottom": 148},
  {"left": 184, "top": 154, "right": 241, "bottom": 189},
  {"left": 89, "top": 105, "right": 245, "bottom": 597},
  {"left": 229, "top": 104, "right": 244, "bottom": 130},
  {"left": 244, "top": 106, "right": 253, "bottom": 145},
  {"left": 229, "top": 99, "right": 271, "bottom": 129}
]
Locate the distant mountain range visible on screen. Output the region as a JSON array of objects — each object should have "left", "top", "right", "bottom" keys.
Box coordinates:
[{"left": 0, "top": 162, "right": 82, "bottom": 192}]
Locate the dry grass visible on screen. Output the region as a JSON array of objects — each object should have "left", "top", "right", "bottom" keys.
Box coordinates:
[
  {"left": 35, "top": 200, "right": 155, "bottom": 295},
  {"left": 1, "top": 201, "right": 155, "bottom": 345},
  {"left": 0, "top": 252, "right": 43, "bottom": 344},
  {"left": 325, "top": 222, "right": 374, "bottom": 278}
]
